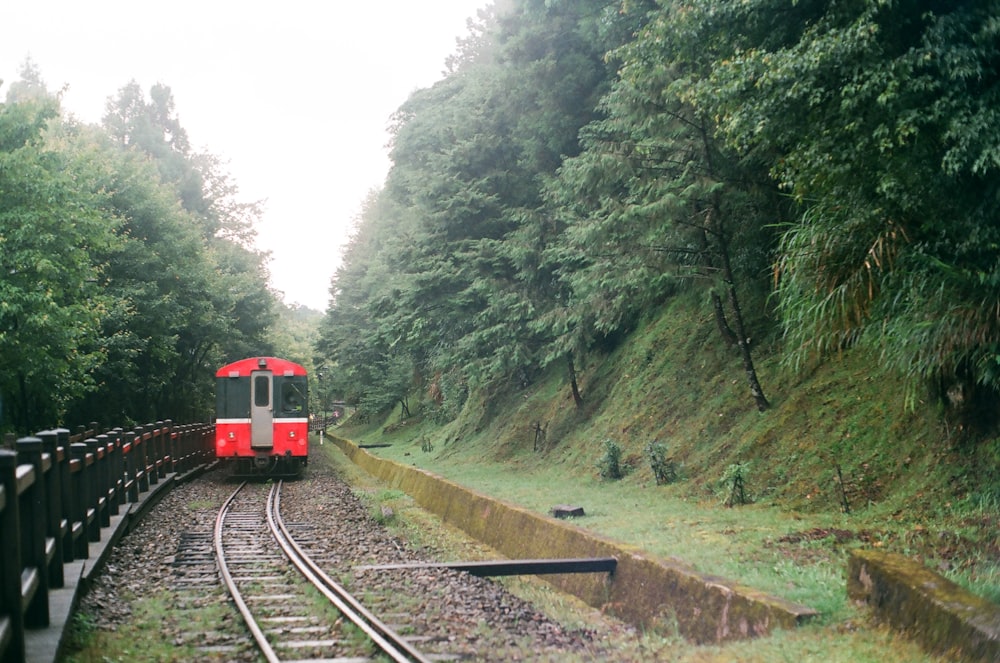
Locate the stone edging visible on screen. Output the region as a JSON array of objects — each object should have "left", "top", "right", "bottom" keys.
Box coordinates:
[
  {"left": 848, "top": 549, "right": 1000, "bottom": 662},
  {"left": 332, "top": 436, "right": 817, "bottom": 643}
]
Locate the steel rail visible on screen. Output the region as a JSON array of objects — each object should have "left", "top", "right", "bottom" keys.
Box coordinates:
[
  {"left": 267, "top": 480, "right": 432, "bottom": 663},
  {"left": 214, "top": 481, "right": 281, "bottom": 663}
]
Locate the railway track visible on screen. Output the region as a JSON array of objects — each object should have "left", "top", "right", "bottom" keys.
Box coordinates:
[
  {"left": 76, "top": 456, "right": 616, "bottom": 661},
  {"left": 215, "top": 480, "right": 433, "bottom": 663}
]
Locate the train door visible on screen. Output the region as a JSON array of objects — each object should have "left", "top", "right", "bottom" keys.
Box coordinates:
[{"left": 250, "top": 370, "right": 273, "bottom": 449}]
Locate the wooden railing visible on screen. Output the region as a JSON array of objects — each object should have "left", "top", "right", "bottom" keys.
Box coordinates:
[{"left": 0, "top": 421, "right": 214, "bottom": 663}]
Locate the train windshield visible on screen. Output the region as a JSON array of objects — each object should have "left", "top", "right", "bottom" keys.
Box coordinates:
[
  {"left": 275, "top": 376, "right": 307, "bottom": 417},
  {"left": 217, "top": 377, "right": 251, "bottom": 419}
]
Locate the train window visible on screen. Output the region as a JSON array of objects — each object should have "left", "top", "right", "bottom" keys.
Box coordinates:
[
  {"left": 216, "top": 377, "right": 250, "bottom": 418},
  {"left": 276, "top": 376, "right": 307, "bottom": 416},
  {"left": 281, "top": 381, "right": 304, "bottom": 415},
  {"left": 254, "top": 376, "right": 270, "bottom": 407}
]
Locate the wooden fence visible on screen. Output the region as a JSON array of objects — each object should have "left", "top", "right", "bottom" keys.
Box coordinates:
[{"left": 0, "top": 421, "right": 214, "bottom": 663}]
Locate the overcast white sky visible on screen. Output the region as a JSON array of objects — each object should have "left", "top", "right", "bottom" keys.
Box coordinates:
[{"left": 2, "top": 1, "right": 489, "bottom": 310}]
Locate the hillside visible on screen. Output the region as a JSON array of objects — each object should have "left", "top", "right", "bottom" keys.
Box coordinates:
[
  {"left": 386, "top": 293, "right": 995, "bottom": 515},
  {"left": 338, "top": 293, "right": 1000, "bottom": 640}
]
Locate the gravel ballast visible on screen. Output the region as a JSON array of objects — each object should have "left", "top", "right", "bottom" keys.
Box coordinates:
[{"left": 71, "top": 447, "right": 646, "bottom": 661}]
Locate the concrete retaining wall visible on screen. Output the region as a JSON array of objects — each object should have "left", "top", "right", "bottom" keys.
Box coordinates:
[
  {"left": 848, "top": 549, "right": 1000, "bottom": 662},
  {"left": 333, "top": 436, "right": 817, "bottom": 643}
]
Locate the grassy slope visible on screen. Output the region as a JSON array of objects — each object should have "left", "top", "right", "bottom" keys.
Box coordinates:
[{"left": 339, "top": 294, "right": 1000, "bottom": 661}]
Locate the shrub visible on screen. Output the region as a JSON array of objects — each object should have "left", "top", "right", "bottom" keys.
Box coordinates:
[
  {"left": 721, "top": 461, "right": 751, "bottom": 506},
  {"left": 646, "top": 440, "right": 677, "bottom": 485},
  {"left": 598, "top": 439, "right": 624, "bottom": 480}
]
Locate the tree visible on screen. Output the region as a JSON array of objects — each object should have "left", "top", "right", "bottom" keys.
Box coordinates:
[
  {"left": 316, "top": 191, "right": 412, "bottom": 411},
  {"left": 1, "top": 66, "right": 277, "bottom": 430},
  {"left": 692, "top": 0, "right": 1000, "bottom": 428},
  {"left": 544, "top": 2, "right": 778, "bottom": 411},
  {"left": 318, "top": 1, "right": 659, "bottom": 418},
  {"left": 0, "top": 78, "right": 118, "bottom": 432},
  {"left": 63, "top": 82, "right": 277, "bottom": 425}
]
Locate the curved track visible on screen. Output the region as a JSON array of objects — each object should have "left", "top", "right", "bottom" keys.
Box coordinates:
[{"left": 214, "top": 480, "right": 432, "bottom": 663}]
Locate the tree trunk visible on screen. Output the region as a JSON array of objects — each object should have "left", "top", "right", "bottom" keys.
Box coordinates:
[
  {"left": 698, "top": 119, "right": 770, "bottom": 412},
  {"left": 567, "top": 353, "right": 583, "bottom": 408},
  {"left": 718, "top": 229, "right": 770, "bottom": 412},
  {"left": 710, "top": 290, "right": 739, "bottom": 347}
]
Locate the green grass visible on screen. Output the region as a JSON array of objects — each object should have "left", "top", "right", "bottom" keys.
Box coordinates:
[
  {"left": 354, "top": 443, "right": 861, "bottom": 618},
  {"left": 332, "top": 294, "right": 999, "bottom": 662},
  {"left": 62, "top": 590, "right": 236, "bottom": 662},
  {"left": 321, "top": 442, "right": 942, "bottom": 662}
]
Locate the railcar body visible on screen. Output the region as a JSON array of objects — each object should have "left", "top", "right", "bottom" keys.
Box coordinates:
[{"left": 215, "top": 356, "right": 308, "bottom": 476}]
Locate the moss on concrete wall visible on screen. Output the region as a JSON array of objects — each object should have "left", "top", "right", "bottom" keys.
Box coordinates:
[
  {"left": 334, "top": 436, "right": 817, "bottom": 643},
  {"left": 848, "top": 549, "right": 1000, "bottom": 662}
]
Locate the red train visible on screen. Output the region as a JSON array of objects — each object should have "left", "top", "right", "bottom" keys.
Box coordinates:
[{"left": 215, "top": 356, "right": 309, "bottom": 476}]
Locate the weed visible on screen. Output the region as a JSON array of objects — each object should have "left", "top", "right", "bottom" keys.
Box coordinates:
[
  {"left": 532, "top": 421, "right": 547, "bottom": 451},
  {"left": 597, "top": 439, "right": 624, "bottom": 480},
  {"left": 646, "top": 440, "right": 677, "bottom": 485},
  {"left": 372, "top": 504, "right": 396, "bottom": 524},
  {"left": 721, "top": 461, "right": 751, "bottom": 506},
  {"left": 63, "top": 609, "right": 98, "bottom": 653}
]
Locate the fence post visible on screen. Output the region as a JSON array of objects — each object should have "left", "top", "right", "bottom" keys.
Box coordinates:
[
  {"left": 189, "top": 424, "right": 199, "bottom": 469},
  {"left": 207, "top": 424, "right": 215, "bottom": 464},
  {"left": 15, "top": 437, "right": 50, "bottom": 628},
  {"left": 70, "top": 442, "right": 94, "bottom": 553},
  {"left": 0, "top": 448, "right": 26, "bottom": 663},
  {"left": 123, "top": 431, "right": 138, "bottom": 503},
  {"left": 54, "top": 428, "right": 74, "bottom": 563},
  {"left": 163, "top": 420, "right": 175, "bottom": 475},
  {"left": 149, "top": 423, "right": 159, "bottom": 481},
  {"left": 152, "top": 421, "right": 164, "bottom": 480},
  {"left": 134, "top": 426, "right": 150, "bottom": 492},
  {"left": 173, "top": 424, "right": 184, "bottom": 474},
  {"left": 94, "top": 435, "right": 111, "bottom": 528},
  {"left": 84, "top": 438, "right": 106, "bottom": 534},
  {"left": 174, "top": 424, "right": 185, "bottom": 474},
  {"left": 35, "top": 431, "right": 65, "bottom": 588},
  {"left": 149, "top": 423, "right": 160, "bottom": 483},
  {"left": 108, "top": 430, "right": 123, "bottom": 513}
]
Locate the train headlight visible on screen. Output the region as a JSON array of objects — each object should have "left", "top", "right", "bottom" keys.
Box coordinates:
[
  {"left": 228, "top": 431, "right": 235, "bottom": 439},
  {"left": 288, "top": 430, "right": 296, "bottom": 438},
  {"left": 217, "top": 438, "right": 226, "bottom": 448}
]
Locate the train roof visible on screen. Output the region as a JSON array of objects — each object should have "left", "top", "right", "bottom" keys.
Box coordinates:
[{"left": 216, "top": 356, "right": 307, "bottom": 378}]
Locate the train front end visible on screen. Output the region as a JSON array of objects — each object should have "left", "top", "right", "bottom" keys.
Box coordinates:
[{"left": 215, "top": 356, "right": 309, "bottom": 477}]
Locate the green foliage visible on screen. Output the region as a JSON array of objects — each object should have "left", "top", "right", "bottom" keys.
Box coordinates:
[
  {"left": 320, "top": 0, "right": 1000, "bottom": 429},
  {"left": 645, "top": 440, "right": 677, "bottom": 485},
  {"left": 320, "top": 0, "right": 636, "bottom": 413},
  {"left": 426, "top": 368, "right": 469, "bottom": 425},
  {"left": 597, "top": 438, "right": 624, "bottom": 480},
  {"left": 359, "top": 353, "right": 415, "bottom": 418},
  {"left": 721, "top": 461, "right": 751, "bottom": 507},
  {"left": 540, "top": 0, "right": 782, "bottom": 410},
  {"left": 683, "top": 0, "right": 1000, "bottom": 418},
  {"left": 0, "top": 93, "right": 117, "bottom": 430},
  {"left": 0, "top": 68, "right": 277, "bottom": 432}
]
